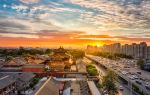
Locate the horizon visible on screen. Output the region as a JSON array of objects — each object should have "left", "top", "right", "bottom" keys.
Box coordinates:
[
  {"left": 0, "top": 0, "right": 150, "bottom": 47},
  {"left": 0, "top": 41, "right": 149, "bottom": 49}
]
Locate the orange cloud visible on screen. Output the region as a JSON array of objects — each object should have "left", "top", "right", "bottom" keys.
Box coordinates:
[
  {"left": 0, "top": 31, "right": 150, "bottom": 48},
  {"left": 0, "top": 37, "right": 114, "bottom": 48}
]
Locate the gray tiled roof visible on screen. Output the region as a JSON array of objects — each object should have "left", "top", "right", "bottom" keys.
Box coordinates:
[
  {"left": 0, "top": 74, "right": 16, "bottom": 89},
  {"left": 17, "top": 73, "right": 35, "bottom": 82},
  {"left": 0, "top": 72, "right": 35, "bottom": 90},
  {"left": 34, "top": 77, "right": 59, "bottom": 95}
]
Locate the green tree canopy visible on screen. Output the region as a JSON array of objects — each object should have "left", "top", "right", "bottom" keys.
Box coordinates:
[
  {"left": 86, "top": 64, "right": 98, "bottom": 76},
  {"left": 68, "top": 49, "right": 85, "bottom": 60},
  {"left": 102, "top": 70, "right": 118, "bottom": 95},
  {"left": 137, "top": 59, "right": 145, "bottom": 70}
]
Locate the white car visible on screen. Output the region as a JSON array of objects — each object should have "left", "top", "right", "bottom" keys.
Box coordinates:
[
  {"left": 119, "top": 85, "right": 124, "bottom": 90},
  {"left": 122, "top": 71, "right": 128, "bottom": 75},
  {"left": 132, "top": 75, "right": 138, "bottom": 79},
  {"left": 128, "top": 76, "right": 135, "bottom": 80}
]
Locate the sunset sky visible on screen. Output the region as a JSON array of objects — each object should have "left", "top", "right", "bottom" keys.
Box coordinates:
[{"left": 0, "top": 0, "right": 150, "bottom": 47}]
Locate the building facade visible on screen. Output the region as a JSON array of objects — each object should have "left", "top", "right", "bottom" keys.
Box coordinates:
[{"left": 22, "top": 64, "right": 45, "bottom": 72}]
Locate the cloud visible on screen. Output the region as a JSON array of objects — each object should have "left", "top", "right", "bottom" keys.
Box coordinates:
[
  {"left": 0, "top": 14, "right": 62, "bottom": 37},
  {"left": 20, "top": 0, "right": 40, "bottom": 4},
  {"left": 69, "top": 0, "right": 150, "bottom": 30},
  {"left": 0, "top": 20, "right": 29, "bottom": 30},
  {"left": 34, "top": 30, "right": 150, "bottom": 44},
  {"left": 37, "top": 30, "right": 85, "bottom": 39},
  {"left": 11, "top": 5, "right": 29, "bottom": 12},
  {"left": 0, "top": 0, "right": 149, "bottom": 47},
  {"left": 0, "top": 32, "right": 150, "bottom": 47},
  {"left": 0, "top": 30, "right": 34, "bottom": 35},
  {"left": 3, "top": 4, "right": 7, "bottom": 8}
]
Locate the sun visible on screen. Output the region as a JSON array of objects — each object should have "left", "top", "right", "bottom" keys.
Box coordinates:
[
  {"left": 95, "top": 43, "right": 102, "bottom": 47},
  {"left": 91, "top": 43, "right": 103, "bottom": 47}
]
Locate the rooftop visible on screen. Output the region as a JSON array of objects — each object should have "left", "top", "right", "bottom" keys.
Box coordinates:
[
  {"left": 0, "top": 74, "right": 16, "bottom": 89},
  {"left": 0, "top": 72, "right": 35, "bottom": 89},
  {"left": 34, "top": 77, "right": 59, "bottom": 95}
]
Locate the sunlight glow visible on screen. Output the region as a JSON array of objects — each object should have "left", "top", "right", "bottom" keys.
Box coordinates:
[{"left": 91, "top": 43, "right": 103, "bottom": 47}]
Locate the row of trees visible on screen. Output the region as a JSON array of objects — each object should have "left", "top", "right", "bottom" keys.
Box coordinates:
[
  {"left": 85, "top": 61, "right": 118, "bottom": 95},
  {"left": 88, "top": 52, "right": 133, "bottom": 60},
  {"left": 95, "top": 70, "right": 118, "bottom": 95},
  {"left": 85, "top": 62, "right": 118, "bottom": 95},
  {"left": 102, "top": 70, "right": 118, "bottom": 95},
  {"left": 0, "top": 47, "right": 52, "bottom": 57}
]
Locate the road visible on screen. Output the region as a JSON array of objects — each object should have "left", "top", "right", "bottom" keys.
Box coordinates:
[
  {"left": 86, "top": 55, "right": 150, "bottom": 95},
  {"left": 94, "top": 63, "right": 134, "bottom": 95},
  {"left": 83, "top": 57, "right": 136, "bottom": 95}
]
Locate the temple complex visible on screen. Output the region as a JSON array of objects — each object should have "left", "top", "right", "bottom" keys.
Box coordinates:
[{"left": 49, "top": 47, "right": 71, "bottom": 71}]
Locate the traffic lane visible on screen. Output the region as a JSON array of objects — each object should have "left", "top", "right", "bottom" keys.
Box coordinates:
[
  {"left": 90, "top": 56, "right": 150, "bottom": 94},
  {"left": 87, "top": 55, "right": 149, "bottom": 95},
  {"left": 117, "top": 82, "right": 137, "bottom": 95},
  {"left": 93, "top": 63, "right": 133, "bottom": 95},
  {"left": 116, "top": 83, "right": 130, "bottom": 95},
  {"left": 119, "top": 71, "right": 150, "bottom": 95},
  {"left": 87, "top": 58, "right": 138, "bottom": 95}
]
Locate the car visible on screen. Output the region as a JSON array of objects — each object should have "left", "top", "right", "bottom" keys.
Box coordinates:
[
  {"left": 145, "top": 85, "right": 150, "bottom": 90},
  {"left": 146, "top": 82, "right": 149, "bottom": 85},
  {"left": 133, "top": 75, "right": 138, "bottom": 79},
  {"left": 128, "top": 76, "right": 135, "bottom": 80},
  {"left": 103, "top": 90, "right": 109, "bottom": 94},
  {"left": 119, "top": 85, "right": 124, "bottom": 91},
  {"left": 139, "top": 77, "right": 145, "bottom": 81},
  {"left": 137, "top": 71, "right": 141, "bottom": 75},
  {"left": 122, "top": 71, "right": 128, "bottom": 75},
  {"left": 136, "top": 80, "right": 142, "bottom": 85}
]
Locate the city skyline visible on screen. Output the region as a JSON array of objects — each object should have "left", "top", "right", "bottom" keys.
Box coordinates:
[{"left": 0, "top": 0, "right": 150, "bottom": 47}]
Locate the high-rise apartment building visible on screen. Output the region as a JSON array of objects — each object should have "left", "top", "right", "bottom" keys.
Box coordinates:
[
  {"left": 86, "top": 42, "right": 150, "bottom": 70},
  {"left": 101, "top": 42, "right": 148, "bottom": 59}
]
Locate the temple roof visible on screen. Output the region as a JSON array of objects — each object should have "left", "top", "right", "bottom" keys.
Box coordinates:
[
  {"left": 50, "top": 47, "right": 69, "bottom": 61},
  {"left": 53, "top": 47, "right": 66, "bottom": 54}
]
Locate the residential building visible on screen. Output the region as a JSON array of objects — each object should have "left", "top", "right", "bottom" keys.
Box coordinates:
[
  {"left": 88, "top": 42, "right": 150, "bottom": 69},
  {"left": 145, "top": 46, "right": 150, "bottom": 70}
]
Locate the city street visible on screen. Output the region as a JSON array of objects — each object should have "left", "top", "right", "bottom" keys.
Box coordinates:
[
  {"left": 94, "top": 62, "right": 135, "bottom": 95},
  {"left": 86, "top": 54, "right": 150, "bottom": 95},
  {"left": 83, "top": 57, "right": 136, "bottom": 95}
]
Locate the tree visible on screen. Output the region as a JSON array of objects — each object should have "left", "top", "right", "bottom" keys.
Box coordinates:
[
  {"left": 5, "top": 56, "right": 13, "bottom": 61},
  {"left": 137, "top": 59, "right": 145, "bottom": 70},
  {"left": 86, "top": 64, "right": 98, "bottom": 76},
  {"left": 102, "top": 70, "right": 118, "bottom": 95},
  {"left": 68, "top": 50, "right": 85, "bottom": 62},
  {"left": 45, "top": 49, "right": 52, "bottom": 54},
  {"left": 87, "top": 68, "right": 98, "bottom": 76},
  {"left": 86, "top": 64, "right": 95, "bottom": 68}
]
